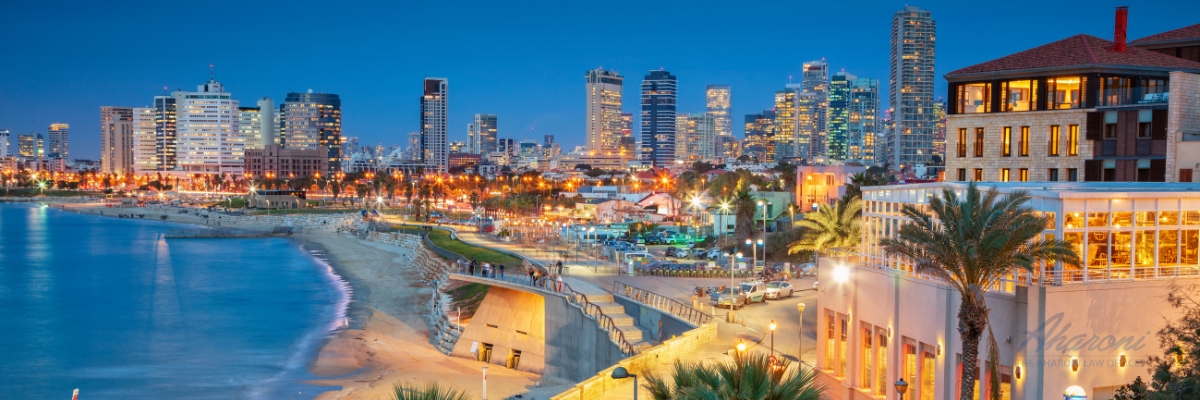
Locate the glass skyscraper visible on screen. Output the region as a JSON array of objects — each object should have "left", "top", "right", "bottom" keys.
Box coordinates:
[
  {"left": 889, "top": 6, "right": 936, "bottom": 169},
  {"left": 849, "top": 77, "right": 879, "bottom": 165},
  {"left": 639, "top": 70, "right": 677, "bottom": 167}
]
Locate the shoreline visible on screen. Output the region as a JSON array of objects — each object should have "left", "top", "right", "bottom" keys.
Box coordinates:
[{"left": 40, "top": 202, "right": 554, "bottom": 399}]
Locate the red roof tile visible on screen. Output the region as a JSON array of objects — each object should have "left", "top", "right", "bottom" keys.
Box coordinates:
[
  {"left": 947, "top": 34, "right": 1200, "bottom": 77},
  {"left": 1132, "top": 23, "right": 1200, "bottom": 45}
]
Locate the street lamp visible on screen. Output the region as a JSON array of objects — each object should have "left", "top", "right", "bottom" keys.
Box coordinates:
[
  {"left": 735, "top": 339, "right": 747, "bottom": 356},
  {"left": 769, "top": 320, "right": 777, "bottom": 357},
  {"left": 895, "top": 379, "right": 909, "bottom": 400},
  {"left": 611, "top": 366, "right": 638, "bottom": 400},
  {"left": 797, "top": 302, "right": 806, "bottom": 363}
]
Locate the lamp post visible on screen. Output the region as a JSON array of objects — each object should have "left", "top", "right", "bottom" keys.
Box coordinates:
[
  {"left": 797, "top": 302, "right": 806, "bottom": 363},
  {"left": 895, "top": 379, "right": 909, "bottom": 400},
  {"left": 735, "top": 339, "right": 747, "bottom": 358},
  {"left": 481, "top": 366, "right": 488, "bottom": 400},
  {"left": 746, "top": 239, "right": 756, "bottom": 272},
  {"left": 769, "top": 320, "right": 777, "bottom": 357},
  {"left": 611, "top": 366, "right": 638, "bottom": 400}
]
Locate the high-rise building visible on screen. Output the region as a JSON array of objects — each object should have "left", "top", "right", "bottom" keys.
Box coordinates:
[
  {"left": 239, "top": 97, "right": 277, "bottom": 149},
  {"left": 639, "top": 70, "right": 677, "bottom": 167},
  {"left": 174, "top": 78, "right": 241, "bottom": 174},
  {"left": 282, "top": 91, "right": 341, "bottom": 172},
  {"left": 449, "top": 141, "right": 468, "bottom": 153},
  {"left": 677, "top": 113, "right": 715, "bottom": 163},
  {"left": 932, "top": 100, "right": 946, "bottom": 162},
  {"left": 848, "top": 77, "right": 879, "bottom": 165},
  {"left": 618, "top": 112, "right": 635, "bottom": 159},
  {"left": 544, "top": 134, "right": 554, "bottom": 147},
  {"left": 743, "top": 111, "right": 775, "bottom": 162},
  {"left": 406, "top": 132, "right": 421, "bottom": 160},
  {"left": 773, "top": 88, "right": 798, "bottom": 161},
  {"left": 133, "top": 107, "right": 157, "bottom": 172},
  {"left": 153, "top": 95, "right": 177, "bottom": 170},
  {"left": 47, "top": 123, "right": 68, "bottom": 159},
  {"left": 889, "top": 5, "right": 937, "bottom": 169},
  {"left": 0, "top": 129, "right": 9, "bottom": 157},
  {"left": 795, "top": 90, "right": 817, "bottom": 161},
  {"left": 827, "top": 72, "right": 855, "bottom": 161},
  {"left": 497, "top": 138, "right": 517, "bottom": 156},
  {"left": 468, "top": 114, "right": 498, "bottom": 154},
  {"left": 100, "top": 107, "right": 134, "bottom": 175},
  {"left": 420, "top": 78, "right": 449, "bottom": 172},
  {"left": 706, "top": 85, "right": 732, "bottom": 138},
  {"left": 17, "top": 134, "right": 36, "bottom": 157},
  {"left": 585, "top": 68, "right": 624, "bottom": 156},
  {"left": 803, "top": 61, "right": 830, "bottom": 160}
]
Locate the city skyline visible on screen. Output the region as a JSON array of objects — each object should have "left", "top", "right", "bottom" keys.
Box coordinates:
[{"left": 2, "top": 1, "right": 1199, "bottom": 160}]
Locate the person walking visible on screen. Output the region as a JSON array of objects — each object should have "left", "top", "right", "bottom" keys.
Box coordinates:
[
  {"left": 469, "top": 258, "right": 477, "bottom": 276},
  {"left": 498, "top": 263, "right": 506, "bottom": 279},
  {"left": 556, "top": 261, "right": 563, "bottom": 276}
]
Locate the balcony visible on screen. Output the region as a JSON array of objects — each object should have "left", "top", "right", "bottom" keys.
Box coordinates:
[{"left": 1098, "top": 87, "right": 1169, "bottom": 107}]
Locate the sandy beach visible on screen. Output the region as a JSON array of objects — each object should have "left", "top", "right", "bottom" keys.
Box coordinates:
[{"left": 53, "top": 202, "right": 560, "bottom": 400}]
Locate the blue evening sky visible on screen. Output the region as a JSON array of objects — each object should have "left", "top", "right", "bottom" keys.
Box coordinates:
[{"left": 2, "top": 0, "right": 1197, "bottom": 160}]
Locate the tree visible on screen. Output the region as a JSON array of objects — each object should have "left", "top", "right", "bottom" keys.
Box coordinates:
[
  {"left": 879, "top": 183, "right": 1079, "bottom": 400},
  {"left": 391, "top": 382, "right": 470, "bottom": 400},
  {"left": 844, "top": 171, "right": 890, "bottom": 201},
  {"left": 643, "top": 352, "right": 823, "bottom": 400},
  {"left": 787, "top": 197, "right": 861, "bottom": 266},
  {"left": 1114, "top": 282, "right": 1200, "bottom": 399},
  {"left": 732, "top": 184, "right": 757, "bottom": 243},
  {"left": 1114, "top": 376, "right": 1148, "bottom": 400}
]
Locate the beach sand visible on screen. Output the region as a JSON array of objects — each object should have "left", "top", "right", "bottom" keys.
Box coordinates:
[{"left": 56, "top": 203, "right": 559, "bottom": 400}]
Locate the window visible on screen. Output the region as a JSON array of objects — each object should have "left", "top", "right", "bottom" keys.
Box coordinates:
[
  {"left": 904, "top": 340, "right": 918, "bottom": 395},
  {"left": 1139, "top": 109, "right": 1153, "bottom": 138},
  {"left": 1000, "top": 169, "right": 1010, "bottom": 182},
  {"left": 1068, "top": 125, "right": 1080, "bottom": 156},
  {"left": 1000, "top": 80, "right": 1038, "bottom": 111},
  {"left": 1100, "top": 76, "right": 1134, "bottom": 106},
  {"left": 1049, "top": 125, "right": 1061, "bottom": 156},
  {"left": 1137, "top": 159, "right": 1152, "bottom": 182},
  {"left": 1182, "top": 169, "right": 1194, "bottom": 183},
  {"left": 1001, "top": 127, "right": 1012, "bottom": 157},
  {"left": 838, "top": 314, "right": 848, "bottom": 377},
  {"left": 974, "top": 128, "right": 985, "bottom": 157},
  {"left": 1049, "top": 168, "right": 1059, "bottom": 181},
  {"left": 1019, "top": 168, "right": 1029, "bottom": 182},
  {"left": 825, "top": 310, "right": 835, "bottom": 371},
  {"left": 861, "top": 325, "right": 874, "bottom": 390},
  {"left": 1104, "top": 159, "right": 1117, "bottom": 181},
  {"left": 1019, "top": 126, "right": 1030, "bottom": 156},
  {"left": 957, "top": 168, "right": 967, "bottom": 182},
  {"left": 957, "top": 82, "right": 991, "bottom": 113},
  {"left": 1068, "top": 168, "right": 1079, "bottom": 181},
  {"left": 876, "top": 329, "right": 889, "bottom": 397},
  {"left": 921, "top": 345, "right": 937, "bottom": 400},
  {"left": 957, "top": 128, "right": 967, "bottom": 157},
  {"left": 974, "top": 169, "right": 983, "bottom": 181},
  {"left": 1047, "top": 76, "right": 1086, "bottom": 109}
]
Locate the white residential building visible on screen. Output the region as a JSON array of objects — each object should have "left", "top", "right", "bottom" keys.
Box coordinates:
[
  {"left": 0, "top": 129, "right": 9, "bottom": 157},
  {"left": 585, "top": 68, "right": 625, "bottom": 157},
  {"left": 173, "top": 78, "right": 242, "bottom": 175},
  {"left": 133, "top": 107, "right": 157, "bottom": 172},
  {"left": 421, "top": 78, "right": 449, "bottom": 172},
  {"left": 100, "top": 107, "right": 134, "bottom": 175},
  {"left": 239, "top": 97, "right": 277, "bottom": 149}
]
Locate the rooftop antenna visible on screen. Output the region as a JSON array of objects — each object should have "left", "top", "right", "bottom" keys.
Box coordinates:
[
  {"left": 788, "top": 75, "right": 793, "bottom": 84},
  {"left": 209, "top": 64, "right": 214, "bottom": 80}
]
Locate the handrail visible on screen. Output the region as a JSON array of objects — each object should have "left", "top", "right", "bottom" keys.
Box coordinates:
[
  {"left": 424, "top": 228, "right": 637, "bottom": 355},
  {"left": 612, "top": 281, "right": 714, "bottom": 327}
]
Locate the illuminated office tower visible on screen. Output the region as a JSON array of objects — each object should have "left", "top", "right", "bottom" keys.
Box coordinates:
[
  {"left": 406, "top": 131, "right": 421, "bottom": 160},
  {"left": 174, "top": 78, "right": 241, "bottom": 174},
  {"left": 469, "top": 114, "right": 498, "bottom": 154},
  {"left": 421, "top": 78, "right": 449, "bottom": 172},
  {"left": 795, "top": 90, "right": 816, "bottom": 161},
  {"left": 133, "top": 107, "right": 158, "bottom": 172},
  {"left": 17, "top": 134, "right": 35, "bottom": 157},
  {"left": 802, "top": 61, "right": 829, "bottom": 160},
  {"left": 153, "top": 95, "right": 177, "bottom": 170},
  {"left": 282, "top": 91, "right": 342, "bottom": 172},
  {"left": 743, "top": 111, "right": 775, "bottom": 162},
  {"left": 932, "top": 100, "right": 946, "bottom": 161},
  {"left": 827, "top": 72, "right": 854, "bottom": 161},
  {"left": 675, "top": 113, "right": 715, "bottom": 163},
  {"left": 773, "top": 88, "right": 798, "bottom": 160},
  {"left": 239, "top": 97, "right": 277, "bottom": 149},
  {"left": 706, "top": 85, "right": 732, "bottom": 137},
  {"left": 639, "top": 70, "right": 677, "bottom": 167},
  {"left": 47, "top": 123, "right": 69, "bottom": 158},
  {"left": 100, "top": 107, "right": 134, "bottom": 174},
  {"left": 889, "top": 5, "right": 936, "bottom": 169},
  {"left": 848, "top": 77, "right": 879, "bottom": 165},
  {"left": 618, "top": 112, "right": 635, "bottom": 159},
  {"left": 585, "top": 68, "right": 624, "bottom": 156}
]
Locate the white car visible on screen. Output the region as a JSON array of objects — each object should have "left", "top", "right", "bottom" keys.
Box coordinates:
[{"left": 764, "top": 281, "right": 795, "bottom": 299}]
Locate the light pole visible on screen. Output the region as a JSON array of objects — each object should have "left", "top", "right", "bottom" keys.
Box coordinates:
[
  {"left": 895, "top": 379, "right": 909, "bottom": 400},
  {"left": 735, "top": 339, "right": 747, "bottom": 358},
  {"left": 481, "top": 366, "right": 488, "bottom": 400},
  {"left": 797, "top": 302, "right": 806, "bottom": 363},
  {"left": 769, "top": 319, "right": 777, "bottom": 357},
  {"left": 611, "top": 366, "right": 637, "bottom": 400},
  {"left": 746, "top": 239, "right": 755, "bottom": 272}
]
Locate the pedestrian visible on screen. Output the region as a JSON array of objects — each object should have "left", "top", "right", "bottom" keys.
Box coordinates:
[
  {"left": 556, "top": 261, "right": 564, "bottom": 276},
  {"left": 556, "top": 274, "right": 564, "bottom": 292},
  {"left": 498, "top": 263, "right": 506, "bottom": 279},
  {"left": 528, "top": 268, "right": 535, "bottom": 284},
  {"left": 469, "top": 258, "right": 477, "bottom": 276}
]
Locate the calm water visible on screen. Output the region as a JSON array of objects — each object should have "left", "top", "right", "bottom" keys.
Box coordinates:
[{"left": 0, "top": 204, "right": 348, "bottom": 399}]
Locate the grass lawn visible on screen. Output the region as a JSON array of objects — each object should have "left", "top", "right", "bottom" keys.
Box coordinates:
[
  {"left": 246, "top": 208, "right": 356, "bottom": 215},
  {"left": 427, "top": 229, "right": 523, "bottom": 267},
  {"left": 446, "top": 282, "right": 490, "bottom": 318}
]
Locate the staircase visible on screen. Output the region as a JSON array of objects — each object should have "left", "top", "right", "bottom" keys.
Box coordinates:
[{"left": 564, "top": 279, "right": 656, "bottom": 352}]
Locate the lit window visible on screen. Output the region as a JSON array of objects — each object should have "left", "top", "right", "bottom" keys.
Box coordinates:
[
  {"left": 957, "top": 83, "right": 991, "bottom": 113},
  {"left": 1000, "top": 80, "right": 1038, "bottom": 112},
  {"left": 1047, "top": 76, "right": 1085, "bottom": 109}
]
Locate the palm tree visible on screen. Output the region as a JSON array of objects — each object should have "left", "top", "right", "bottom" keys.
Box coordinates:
[
  {"left": 391, "top": 382, "right": 470, "bottom": 400},
  {"left": 732, "top": 184, "right": 757, "bottom": 243},
  {"left": 644, "top": 352, "right": 823, "bottom": 400},
  {"left": 879, "top": 183, "right": 1080, "bottom": 400},
  {"left": 788, "top": 197, "right": 861, "bottom": 266}
]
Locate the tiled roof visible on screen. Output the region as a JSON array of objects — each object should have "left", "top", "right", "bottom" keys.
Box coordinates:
[
  {"left": 947, "top": 34, "right": 1200, "bottom": 78},
  {"left": 1131, "top": 23, "right": 1200, "bottom": 45}
]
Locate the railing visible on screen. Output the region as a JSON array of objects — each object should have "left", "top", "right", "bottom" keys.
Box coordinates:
[
  {"left": 612, "top": 282, "right": 714, "bottom": 327},
  {"left": 164, "top": 228, "right": 268, "bottom": 238},
  {"left": 426, "top": 228, "right": 637, "bottom": 356}
]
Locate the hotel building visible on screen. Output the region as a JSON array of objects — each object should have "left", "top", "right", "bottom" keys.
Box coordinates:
[
  {"left": 888, "top": 6, "right": 937, "bottom": 169},
  {"left": 944, "top": 14, "right": 1200, "bottom": 184},
  {"left": 849, "top": 77, "right": 880, "bottom": 165},
  {"left": 421, "top": 78, "right": 449, "bottom": 172},
  {"left": 174, "top": 78, "right": 242, "bottom": 175},
  {"left": 585, "top": 69, "right": 624, "bottom": 157},
  {"left": 774, "top": 87, "right": 799, "bottom": 160},
  {"left": 639, "top": 70, "right": 677, "bottom": 167},
  {"left": 804, "top": 61, "right": 830, "bottom": 160},
  {"left": 153, "top": 95, "right": 177, "bottom": 171},
  {"left": 469, "top": 114, "right": 498, "bottom": 155},
  {"left": 100, "top": 107, "right": 134, "bottom": 175},
  {"left": 133, "top": 107, "right": 157, "bottom": 172},
  {"left": 239, "top": 97, "right": 277, "bottom": 150},
  {"left": 243, "top": 145, "right": 328, "bottom": 180},
  {"left": 706, "top": 85, "right": 732, "bottom": 138},
  {"left": 47, "top": 123, "right": 68, "bottom": 159},
  {"left": 281, "top": 91, "right": 341, "bottom": 172}
]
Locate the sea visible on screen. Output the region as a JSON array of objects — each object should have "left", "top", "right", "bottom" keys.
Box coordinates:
[{"left": 0, "top": 203, "right": 350, "bottom": 399}]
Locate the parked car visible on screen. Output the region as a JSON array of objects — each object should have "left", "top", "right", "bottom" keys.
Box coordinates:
[
  {"left": 739, "top": 281, "right": 767, "bottom": 303},
  {"left": 664, "top": 247, "right": 683, "bottom": 258},
  {"left": 644, "top": 235, "right": 663, "bottom": 245},
  {"left": 764, "top": 281, "right": 795, "bottom": 299},
  {"left": 664, "top": 233, "right": 689, "bottom": 245},
  {"left": 715, "top": 286, "right": 747, "bottom": 309},
  {"left": 706, "top": 248, "right": 723, "bottom": 260},
  {"left": 796, "top": 263, "right": 818, "bottom": 276}
]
